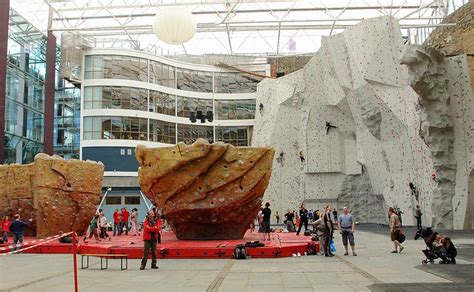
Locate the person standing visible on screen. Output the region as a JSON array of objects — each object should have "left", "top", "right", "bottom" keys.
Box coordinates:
[
  {"left": 262, "top": 202, "right": 272, "bottom": 241},
  {"left": 275, "top": 211, "right": 280, "bottom": 225},
  {"left": 332, "top": 208, "right": 338, "bottom": 222},
  {"left": 113, "top": 209, "right": 121, "bottom": 236},
  {"left": 130, "top": 208, "right": 140, "bottom": 236},
  {"left": 296, "top": 204, "right": 309, "bottom": 235},
  {"left": 338, "top": 207, "right": 357, "bottom": 256},
  {"left": 323, "top": 206, "right": 334, "bottom": 257},
  {"left": 84, "top": 214, "right": 100, "bottom": 243},
  {"left": 140, "top": 210, "right": 160, "bottom": 270},
  {"left": 284, "top": 209, "right": 295, "bottom": 232},
  {"left": 2, "top": 216, "right": 11, "bottom": 243},
  {"left": 415, "top": 205, "right": 423, "bottom": 230},
  {"left": 389, "top": 207, "right": 404, "bottom": 253},
  {"left": 9, "top": 214, "right": 32, "bottom": 250},
  {"left": 122, "top": 207, "right": 130, "bottom": 235},
  {"left": 98, "top": 210, "right": 110, "bottom": 240}
]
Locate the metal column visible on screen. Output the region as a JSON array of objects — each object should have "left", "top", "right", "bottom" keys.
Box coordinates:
[
  {"left": 0, "top": 0, "right": 10, "bottom": 163},
  {"left": 44, "top": 30, "right": 56, "bottom": 155}
]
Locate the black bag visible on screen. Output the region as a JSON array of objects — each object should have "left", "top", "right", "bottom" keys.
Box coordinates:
[
  {"left": 307, "top": 242, "right": 318, "bottom": 255},
  {"left": 304, "top": 230, "right": 312, "bottom": 236},
  {"left": 398, "top": 231, "right": 406, "bottom": 243},
  {"left": 233, "top": 244, "right": 247, "bottom": 259}
]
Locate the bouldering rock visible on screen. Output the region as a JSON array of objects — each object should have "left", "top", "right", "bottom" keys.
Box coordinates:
[
  {"left": 33, "top": 154, "right": 104, "bottom": 238},
  {"left": 0, "top": 164, "right": 36, "bottom": 236},
  {"left": 0, "top": 154, "right": 104, "bottom": 237},
  {"left": 136, "top": 139, "right": 275, "bottom": 240}
]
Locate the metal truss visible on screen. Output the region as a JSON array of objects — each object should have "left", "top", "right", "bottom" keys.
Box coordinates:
[{"left": 17, "top": 0, "right": 469, "bottom": 55}]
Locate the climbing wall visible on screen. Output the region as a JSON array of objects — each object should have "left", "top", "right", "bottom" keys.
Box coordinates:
[{"left": 253, "top": 16, "right": 474, "bottom": 228}]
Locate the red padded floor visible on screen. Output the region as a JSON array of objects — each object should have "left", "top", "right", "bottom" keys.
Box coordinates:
[{"left": 0, "top": 230, "right": 318, "bottom": 259}]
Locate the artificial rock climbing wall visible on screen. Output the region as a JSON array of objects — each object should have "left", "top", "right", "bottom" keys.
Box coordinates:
[
  {"left": 0, "top": 154, "right": 104, "bottom": 237},
  {"left": 136, "top": 139, "right": 274, "bottom": 240},
  {"left": 252, "top": 15, "right": 474, "bottom": 229}
]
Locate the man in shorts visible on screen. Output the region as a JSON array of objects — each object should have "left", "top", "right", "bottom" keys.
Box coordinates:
[
  {"left": 389, "top": 207, "right": 404, "bottom": 253},
  {"left": 338, "top": 207, "right": 357, "bottom": 256}
]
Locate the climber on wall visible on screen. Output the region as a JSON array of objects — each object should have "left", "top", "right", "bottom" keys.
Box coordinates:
[
  {"left": 326, "top": 121, "right": 337, "bottom": 134},
  {"left": 299, "top": 150, "right": 305, "bottom": 165},
  {"left": 259, "top": 103, "right": 264, "bottom": 113}
]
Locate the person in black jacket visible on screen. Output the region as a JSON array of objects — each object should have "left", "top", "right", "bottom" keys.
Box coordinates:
[
  {"left": 9, "top": 214, "right": 32, "bottom": 251},
  {"left": 296, "top": 204, "right": 309, "bottom": 235},
  {"left": 323, "top": 205, "right": 334, "bottom": 257}
]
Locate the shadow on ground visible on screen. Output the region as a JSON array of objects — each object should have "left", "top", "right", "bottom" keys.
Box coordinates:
[{"left": 368, "top": 263, "right": 474, "bottom": 291}]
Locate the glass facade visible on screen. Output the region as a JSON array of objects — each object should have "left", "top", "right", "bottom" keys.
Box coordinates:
[
  {"left": 150, "top": 120, "right": 176, "bottom": 144},
  {"left": 83, "top": 116, "right": 251, "bottom": 146},
  {"left": 176, "top": 96, "right": 212, "bottom": 118},
  {"left": 54, "top": 80, "right": 80, "bottom": 159},
  {"left": 83, "top": 116, "right": 148, "bottom": 141},
  {"left": 177, "top": 124, "right": 214, "bottom": 144},
  {"left": 216, "top": 126, "right": 252, "bottom": 146},
  {"left": 82, "top": 53, "right": 265, "bottom": 148},
  {"left": 176, "top": 68, "right": 213, "bottom": 92},
  {"left": 84, "top": 55, "right": 264, "bottom": 93},
  {"left": 3, "top": 12, "right": 46, "bottom": 164},
  {"left": 149, "top": 90, "right": 175, "bottom": 116},
  {"left": 214, "top": 72, "right": 264, "bottom": 93},
  {"left": 215, "top": 100, "right": 255, "bottom": 120},
  {"left": 84, "top": 86, "right": 147, "bottom": 111},
  {"left": 85, "top": 55, "right": 147, "bottom": 81}
]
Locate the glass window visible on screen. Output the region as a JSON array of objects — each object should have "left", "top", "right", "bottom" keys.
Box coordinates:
[
  {"left": 215, "top": 100, "right": 255, "bottom": 120},
  {"left": 177, "top": 68, "right": 213, "bottom": 92},
  {"left": 214, "top": 72, "right": 263, "bottom": 93},
  {"left": 83, "top": 86, "right": 147, "bottom": 111},
  {"left": 149, "top": 90, "right": 175, "bottom": 116},
  {"left": 176, "top": 96, "right": 212, "bottom": 118},
  {"left": 215, "top": 126, "right": 251, "bottom": 146},
  {"left": 150, "top": 120, "right": 176, "bottom": 144},
  {"left": 150, "top": 61, "right": 176, "bottom": 88},
  {"left": 106, "top": 196, "right": 122, "bottom": 205},
  {"left": 124, "top": 196, "right": 141, "bottom": 205},
  {"left": 177, "top": 124, "right": 213, "bottom": 144}
]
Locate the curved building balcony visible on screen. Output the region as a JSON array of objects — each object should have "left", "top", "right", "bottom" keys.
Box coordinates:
[{"left": 80, "top": 49, "right": 268, "bottom": 167}]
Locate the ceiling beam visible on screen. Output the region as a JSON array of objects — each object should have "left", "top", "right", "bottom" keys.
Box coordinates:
[
  {"left": 52, "top": 5, "right": 442, "bottom": 21},
  {"left": 55, "top": 22, "right": 455, "bottom": 36}
]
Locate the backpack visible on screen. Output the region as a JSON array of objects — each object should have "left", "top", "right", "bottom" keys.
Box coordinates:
[
  {"left": 233, "top": 244, "right": 247, "bottom": 259},
  {"left": 304, "top": 230, "right": 312, "bottom": 236},
  {"left": 307, "top": 242, "right": 318, "bottom": 255}
]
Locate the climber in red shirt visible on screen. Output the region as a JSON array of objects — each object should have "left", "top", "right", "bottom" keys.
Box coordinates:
[{"left": 140, "top": 210, "right": 161, "bottom": 270}]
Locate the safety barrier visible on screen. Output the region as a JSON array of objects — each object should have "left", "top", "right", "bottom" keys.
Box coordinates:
[{"left": 0, "top": 232, "right": 73, "bottom": 256}]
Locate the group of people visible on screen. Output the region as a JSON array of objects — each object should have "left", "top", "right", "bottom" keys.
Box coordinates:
[
  {"left": 83, "top": 207, "right": 140, "bottom": 243},
  {"left": 312, "top": 205, "right": 357, "bottom": 257},
  {"left": 1, "top": 214, "right": 32, "bottom": 250}
]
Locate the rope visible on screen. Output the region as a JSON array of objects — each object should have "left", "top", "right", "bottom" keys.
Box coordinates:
[{"left": 0, "top": 232, "right": 74, "bottom": 257}]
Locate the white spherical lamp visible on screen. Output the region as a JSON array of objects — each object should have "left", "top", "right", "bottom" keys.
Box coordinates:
[{"left": 153, "top": 7, "right": 197, "bottom": 45}]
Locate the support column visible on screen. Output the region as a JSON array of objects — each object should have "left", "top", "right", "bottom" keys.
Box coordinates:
[
  {"left": 0, "top": 0, "right": 10, "bottom": 163},
  {"left": 44, "top": 30, "right": 56, "bottom": 155}
]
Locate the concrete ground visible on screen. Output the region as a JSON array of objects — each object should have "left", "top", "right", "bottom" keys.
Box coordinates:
[{"left": 0, "top": 226, "right": 473, "bottom": 292}]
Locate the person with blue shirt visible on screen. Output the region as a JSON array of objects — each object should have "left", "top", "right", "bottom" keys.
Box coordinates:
[{"left": 9, "top": 214, "right": 32, "bottom": 251}]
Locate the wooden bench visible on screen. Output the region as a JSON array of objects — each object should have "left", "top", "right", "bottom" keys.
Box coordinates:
[{"left": 80, "top": 254, "right": 128, "bottom": 270}]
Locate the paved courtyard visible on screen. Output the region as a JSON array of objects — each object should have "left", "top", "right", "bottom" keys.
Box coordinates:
[{"left": 0, "top": 226, "right": 473, "bottom": 292}]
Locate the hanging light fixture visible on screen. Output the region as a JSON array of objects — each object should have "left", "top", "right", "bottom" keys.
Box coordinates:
[{"left": 153, "top": 6, "right": 197, "bottom": 45}]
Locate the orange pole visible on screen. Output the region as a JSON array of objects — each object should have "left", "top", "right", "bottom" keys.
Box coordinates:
[{"left": 72, "top": 231, "right": 79, "bottom": 292}]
